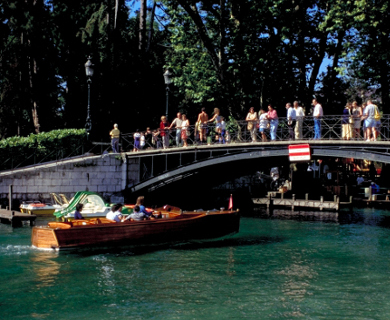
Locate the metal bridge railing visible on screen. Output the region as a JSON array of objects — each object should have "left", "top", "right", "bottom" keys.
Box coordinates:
[
  {"left": 2, "top": 115, "right": 388, "bottom": 171},
  {"left": 120, "top": 115, "right": 390, "bottom": 151}
]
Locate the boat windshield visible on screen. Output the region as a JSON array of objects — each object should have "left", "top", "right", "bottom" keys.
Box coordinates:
[{"left": 82, "top": 195, "right": 105, "bottom": 208}]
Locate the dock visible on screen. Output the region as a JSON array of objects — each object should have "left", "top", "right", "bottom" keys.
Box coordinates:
[
  {"left": 256, "top": 209, "right": 339, "bottom": 222},
  {"left": 0, "top": 209, "right": 37, "bottom": 227},
  {"left": 252, "top": 193, "right": 353, "bottom": 211}
]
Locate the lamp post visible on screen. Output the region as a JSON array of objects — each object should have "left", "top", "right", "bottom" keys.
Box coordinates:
[
  {"left": 85, "top": 56, "right": 94, "bottom": 139},
  {"left": 163, "top": 69, "right": 172, "bottom": 118}
]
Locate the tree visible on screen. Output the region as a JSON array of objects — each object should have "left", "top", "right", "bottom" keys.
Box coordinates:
[{"left": 162, "top": 0, "right": 342, "bottom": 117}]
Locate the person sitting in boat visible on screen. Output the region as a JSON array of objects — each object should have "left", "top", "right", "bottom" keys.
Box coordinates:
[
  {"left": 74, "top": 203, "right": 84, "bottom": 220},
  {"left": 106, "top": 203, "right": 123, "bottom": 222},
  {"left": 135, "top": 196, "right": 156, "bottom": 218},
  {"left": 123, "top": 205, "right": 146, "bottom": 222}
]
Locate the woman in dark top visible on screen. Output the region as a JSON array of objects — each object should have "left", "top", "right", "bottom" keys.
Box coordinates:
[{"left": 145, "top": 127, "right": 153, "bottom": 149}]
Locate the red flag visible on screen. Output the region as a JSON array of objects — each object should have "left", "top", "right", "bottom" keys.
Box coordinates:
[{"left": 228, "top": 194, "right": 233, "bottom": 210}]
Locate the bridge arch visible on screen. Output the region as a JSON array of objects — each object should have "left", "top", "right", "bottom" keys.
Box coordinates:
[{"left": 128, "top": 141, "right": 390, "bottom": 193}]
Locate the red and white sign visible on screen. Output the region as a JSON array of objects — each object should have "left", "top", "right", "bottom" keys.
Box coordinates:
[{"left": 288, "top": 144, "right": 311, "bottom": 161}]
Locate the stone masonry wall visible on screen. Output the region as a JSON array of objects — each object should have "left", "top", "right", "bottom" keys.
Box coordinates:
[{"left": 0, "top": 154, "right": 128, "bottom": 204}]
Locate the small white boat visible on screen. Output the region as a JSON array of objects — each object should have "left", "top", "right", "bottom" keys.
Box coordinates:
[
  {"left": 20, "top": 201, "right": 58, "bottom": 216},
  {"left": 54, "top": 191, "right": 132, "bottom": 220}
]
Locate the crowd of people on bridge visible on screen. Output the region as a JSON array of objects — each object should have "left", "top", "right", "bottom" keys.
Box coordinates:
[{"left": 109, "top": 98, "right": 382, "bottom": 153}]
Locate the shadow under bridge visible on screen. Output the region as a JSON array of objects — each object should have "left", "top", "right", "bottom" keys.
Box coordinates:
[{"left": 127, "top": 140, "right": 390, "bottom": 193}]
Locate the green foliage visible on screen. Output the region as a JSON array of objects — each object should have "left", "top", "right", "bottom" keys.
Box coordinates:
[
  {"left": 0, "top": 129, "right": 88, "bottom": 171},
  {"left": 1, "top": 0, "right": 389, "bottom": 143}
]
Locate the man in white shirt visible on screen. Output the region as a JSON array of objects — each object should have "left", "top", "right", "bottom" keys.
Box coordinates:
[
  {"left": 106, "top": 204, "right": 123, "bottom": 222},
  {"left": 286, "top": 103, "right": 296, "bottom": 140},
  {"left": 293, "top": 101, "right": 305, "bottom": 139},
  {"left": 362, "top": 100, "right": 377, "bottom": 141},
  {"left": 312, "top": 98, "right": 323, "bottom": 139},
  {"left": 169, "top": 112, "right": 183, "bottom": 147}
]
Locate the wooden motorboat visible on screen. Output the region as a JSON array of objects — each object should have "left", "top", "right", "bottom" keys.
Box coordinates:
[{"left": 31, "top": 206, "right": 240, "bottom": 250}]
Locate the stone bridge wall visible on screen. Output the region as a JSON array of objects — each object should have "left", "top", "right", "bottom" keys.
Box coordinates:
[{"left": 0, "top": 154, "right": 140, "bottom": 204}]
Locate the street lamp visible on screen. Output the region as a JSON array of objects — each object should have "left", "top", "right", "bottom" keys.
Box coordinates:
[
  {"left": 85, "top": 56, "right": 94, "bottom": 138},
  {"left": 163, "top": 69, "right": 172, "bottom": 118}
]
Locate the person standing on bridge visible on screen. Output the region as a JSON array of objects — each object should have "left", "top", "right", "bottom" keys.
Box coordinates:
[
  {"left": 294, "top": 101, "right": 305, "bottom": 139},
  {"left": 258, "top": 109, "right": 268, "bottom": 142},
  {"left": 351, "top": 101, "right": 362, "bottom": 139},
  {"left": 342, "top": 103, "right": 353, "bottom": 140},
  {"left": 312, "top": 98, "right": 323, "bottom": 140},
  {"left": 168, "top": 112, "right": 183, "bottom": 147},
  {"left": 197, "top": 108, "right": 209, "bottom": 144},
  {"left": 209, "top": 108, "right": 223, "bottom": 143},
  {"left": 267, "top": 104, "right": 278, "bottom": 141},
  {"left": 181, "top": 114, "right": 190, "bottom": 147},
  {"left": 246, "top": 107, "right": 258, "bottom": 142},
  {"left": 286, "top": 103, "right": 296, "bottom": 140},
  {"left": 362, "top": 99, "right": 377, "bottom": 141},
  {"left": 109, "top": 123, "right": 120, "bottom": 153},
  {"left": 160, "top": 116, "right": 170, "bottom": 149}
]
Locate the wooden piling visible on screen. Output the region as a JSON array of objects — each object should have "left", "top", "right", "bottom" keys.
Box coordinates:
[
  {"left": 292, "top": 194, "right": 295, "bottom": 211},
  {"left": 9, "top": 185, "right": 12, "bottom": 211}
]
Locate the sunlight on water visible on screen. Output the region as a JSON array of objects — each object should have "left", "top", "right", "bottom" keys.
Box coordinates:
[{"left": 1, "top": 208, "right": 390, "bottom": 319}]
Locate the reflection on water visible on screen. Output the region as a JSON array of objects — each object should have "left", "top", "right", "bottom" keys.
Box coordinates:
[
  {"left": 31, "top": 251, "right": 60, "bottom": 289},
  {"left": 226, "top": 247, "right": 236, "bottom": 277},
  {"left": 255, "top": 207, "right": 390, "bottom": 229},
  {"left": 3, "top": 211, "right": 390, "bottom": 319},
  {"left": 277, "top": 261, "right": 317, "bottom": 302}
]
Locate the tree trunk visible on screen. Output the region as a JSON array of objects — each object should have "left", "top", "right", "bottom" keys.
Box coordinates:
[
  {"left": 327, "top": 29, "right": 345, "bottom": 107},
  {"left": 294, "top": 2, "right": 308, "bottom": 102},
  {"left": 146, "top": 1, "right": 157, "bottom": 53},
  {"left": 308, "top": 32, "right": 327, "bottom": 101},
  {"left": 139, "top": 0, "right": 147, "bottom": 51},
  {"left": 379, "top": 54, "right": 389, "bottom": 113}
]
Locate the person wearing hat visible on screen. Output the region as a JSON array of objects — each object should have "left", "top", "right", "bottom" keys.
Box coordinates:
[{"left": 110, "top": 123, "right": 120, "bottom": 153}]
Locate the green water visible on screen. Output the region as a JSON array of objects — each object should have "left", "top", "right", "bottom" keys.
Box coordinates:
[{"left": 2, "top": 208, "right": 390, "bottom": 319}]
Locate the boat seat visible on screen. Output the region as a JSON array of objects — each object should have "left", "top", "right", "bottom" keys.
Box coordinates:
[
  {"left": 94, "top": 218, "right": 117, "bottom": 224},
  {"left": 48, "top": 222, "right": 73, "bottom": 229},
  {"left": 72, "top": 220, "right": 93, "bottom": 226}
]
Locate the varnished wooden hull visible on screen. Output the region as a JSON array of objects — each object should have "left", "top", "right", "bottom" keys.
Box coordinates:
[{"left": 31, "top": 210, "right": 240, "bottom": 250}]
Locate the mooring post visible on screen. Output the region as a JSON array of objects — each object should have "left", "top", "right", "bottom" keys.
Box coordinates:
[
  {"left": 334, "top": 195, "right": 337, "bottom": 203},
  {"left": 305, "top": 193, "right": 308, "bottom": 202},
  {"left": 292, "top": 194, "right": 295, "bottom": 211},
  {"left": 320, "top": 196, "right": 324, "bottom": 211},
  {"left": 349, "top": 196, "right": 353, "bottom": 211},
  {"left": 267, "top": 193, "right": 271, "bottom": 209},
  {"left": 268, "top": 193, "right": 273, "bottom": 211},
  {"left": 9, "top": 185, "right": 13, "bottom": 211}
]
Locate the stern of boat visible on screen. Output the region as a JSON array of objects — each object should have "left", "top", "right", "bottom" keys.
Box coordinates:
[{"left": 31, "top": 227, "right": 59, "bottom": 249}]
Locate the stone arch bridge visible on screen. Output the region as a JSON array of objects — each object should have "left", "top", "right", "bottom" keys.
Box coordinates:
[{"left": 1, "top": 140, "right": 390, "bottom": 202}]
